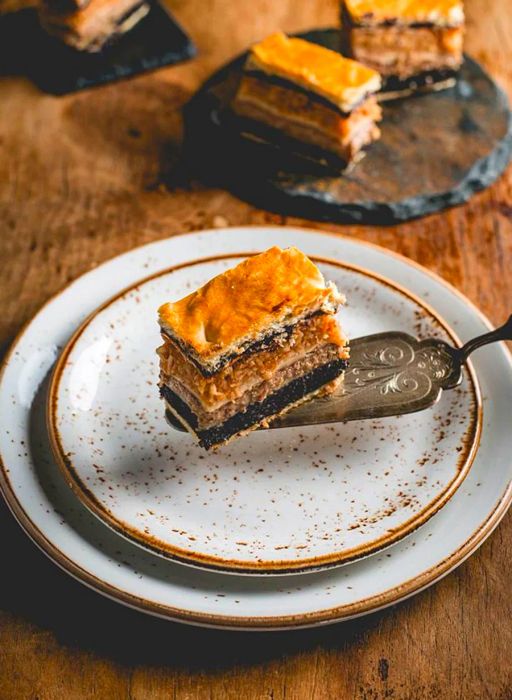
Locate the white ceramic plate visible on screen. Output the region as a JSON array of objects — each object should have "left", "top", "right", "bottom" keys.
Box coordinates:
[
  {"left": 48, "top": 255, "right": 480, "bottom": 574},
  {"left": 1, "top": 227, "right": 511, "bottom": 629}
]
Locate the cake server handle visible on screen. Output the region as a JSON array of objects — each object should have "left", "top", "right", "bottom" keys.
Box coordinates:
[{"left": 455, "top": 314, "right": 512, "bottom": 363}]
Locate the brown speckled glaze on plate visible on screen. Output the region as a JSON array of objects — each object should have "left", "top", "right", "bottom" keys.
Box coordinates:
[
  {"left": 48, "top": 254, "right": 481, "bottom": 575},
  {"left": 1, "top": 227, "right": 511, "bottom": 628}
]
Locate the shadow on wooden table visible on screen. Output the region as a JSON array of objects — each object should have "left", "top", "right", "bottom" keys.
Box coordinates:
[{"left": 0, "top": 494, "right": 399, "bottom": 670}]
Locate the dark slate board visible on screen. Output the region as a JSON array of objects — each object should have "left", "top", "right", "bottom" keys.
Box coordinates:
[
  {"left": 0, "top": 9, "right": 34, "bottom": 76},
  {"left": 0, "top": 3, "right": 195, "bottom": 95},
  {"left": 184, "top": 28, "right": 512, "bottom": 225}
]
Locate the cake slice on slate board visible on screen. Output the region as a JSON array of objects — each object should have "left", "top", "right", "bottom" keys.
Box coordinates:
[
  {"left": 16, "top": 0, "right": 196, "bottom": 94},
  {"left": 157, "top": 247, "right": 350, "bottom": 450},
  {"left": 341, "top": 0, "right": 465, "bottom": 97},
  {"left": 231, "top": 32, "right": 382, "bottom": 167},
  {"left": 39, "top": 0, "right": 150, "bottom": 52}
]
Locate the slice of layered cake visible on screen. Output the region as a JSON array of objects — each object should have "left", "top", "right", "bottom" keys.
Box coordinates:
[
  {"left": 157, "top": 247, "right": 349, "bottom": 450},
  {"left": 341, "top": 0, "right": 464, "bottom": 97},
  {"left": 39, "top": 0, "right": 150, "bottom": 51},
  {"left": 231, "top": 32, "right": 382, "bottom": 166}
]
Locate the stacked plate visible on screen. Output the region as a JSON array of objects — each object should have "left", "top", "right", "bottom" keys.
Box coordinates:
[{"left": 1, "top": 227, "right": 511, "bottom": 630}]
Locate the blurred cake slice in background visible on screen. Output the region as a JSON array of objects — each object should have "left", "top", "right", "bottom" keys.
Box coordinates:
[
  {"left": 231, "top": 32, "right": 382, "bottom": 167},
  {"left": 39, "top": 0, "right": 149, "bottom": 51},
  {"left": 341, "top": 0, "right": 465, "bottom": 98}
]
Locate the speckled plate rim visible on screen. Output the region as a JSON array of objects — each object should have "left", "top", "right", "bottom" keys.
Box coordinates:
[
  {"left": 0, "top": 226, "right": 511, "bottom": 630},
  {"left": 46, "top": 253, "right": 482, "bottom": 575}
]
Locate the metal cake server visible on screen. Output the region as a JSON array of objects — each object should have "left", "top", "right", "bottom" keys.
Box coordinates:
[{"left": 167, "top": 315, "right": 512, "bottom": 431}]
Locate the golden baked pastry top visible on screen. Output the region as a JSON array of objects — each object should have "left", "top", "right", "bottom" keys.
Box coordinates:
[
  {"left": 343, "top": 0, "right": 464, "bottom": 26},
  {"left": 246, "top": 32, "right": 381, "bottom": 112},
  {"left": 158, "top": 246, "right": 343, "bottom": 363}
]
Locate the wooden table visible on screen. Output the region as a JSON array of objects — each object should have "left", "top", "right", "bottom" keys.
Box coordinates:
[{"left": 1, "top": 0, "right": 511, "bottom": 697}]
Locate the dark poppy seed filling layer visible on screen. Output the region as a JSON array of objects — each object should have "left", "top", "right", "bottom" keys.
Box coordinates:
[{"left": 161, "top": 358, "right": 348, "bottom": 450}]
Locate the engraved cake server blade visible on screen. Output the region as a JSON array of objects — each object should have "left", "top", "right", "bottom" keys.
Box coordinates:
[{"left": 167, "top": 315, "right": 512, "bottom": 431}]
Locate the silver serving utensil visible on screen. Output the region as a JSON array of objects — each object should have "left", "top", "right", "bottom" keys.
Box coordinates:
[{"left": 167, "top": 315, "right": 512, "bottom": 431}]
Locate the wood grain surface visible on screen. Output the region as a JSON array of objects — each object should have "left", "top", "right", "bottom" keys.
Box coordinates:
[{"left": 1, "top": 0, "right": 511, "bottom": 698}]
